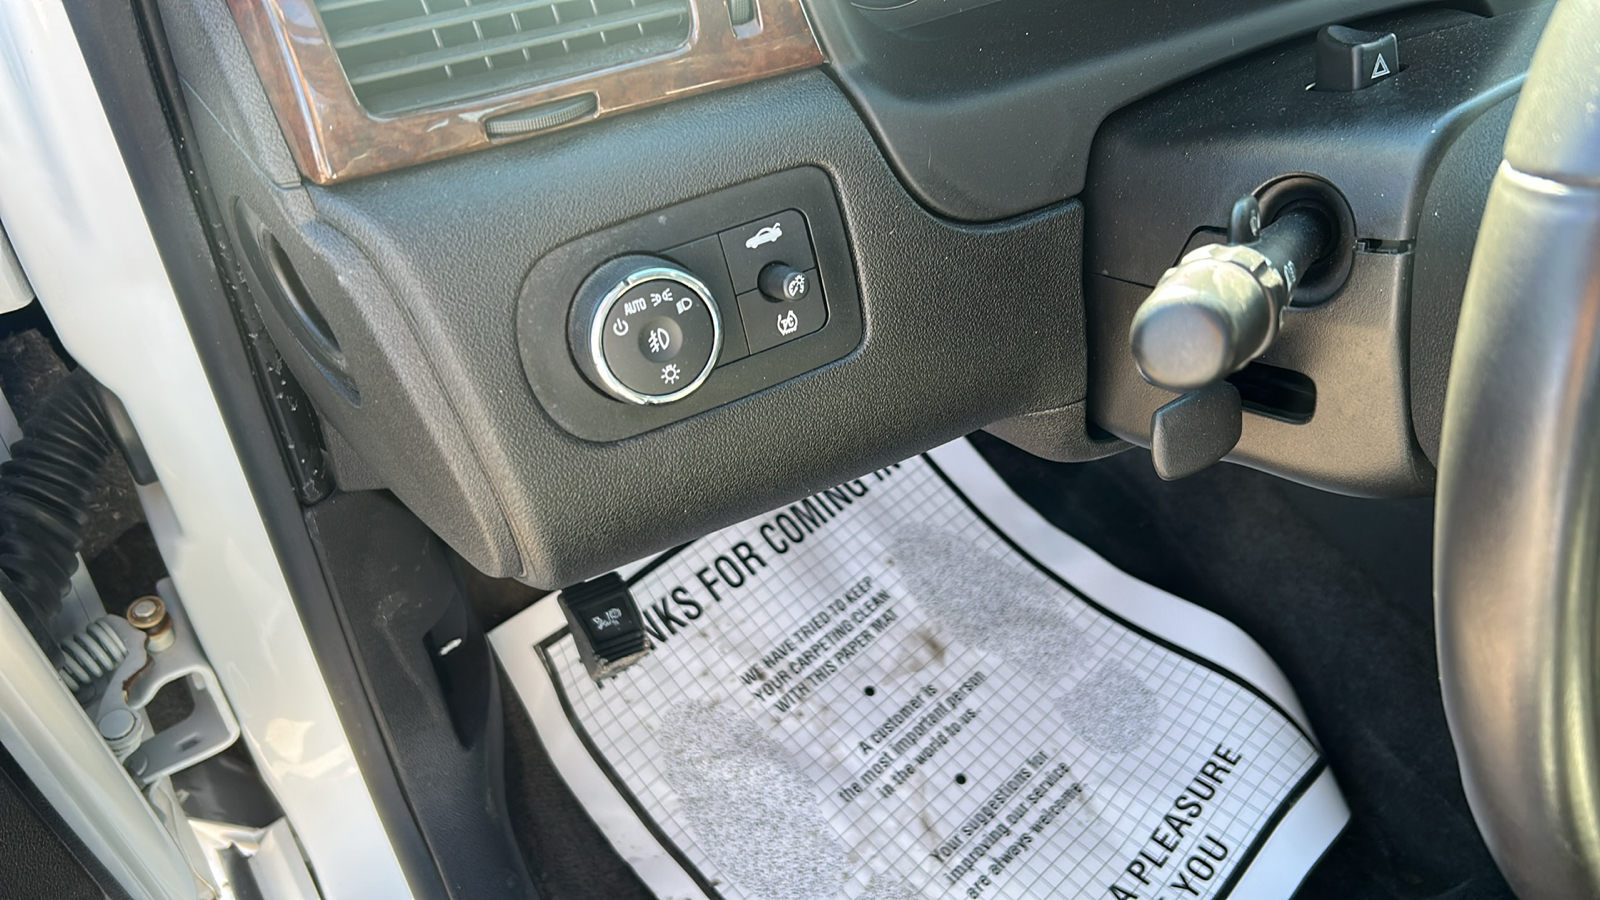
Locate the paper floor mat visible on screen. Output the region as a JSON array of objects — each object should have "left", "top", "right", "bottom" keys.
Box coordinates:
[{"left": 492, "top": 440, "right": 1347, "bottom": 900}]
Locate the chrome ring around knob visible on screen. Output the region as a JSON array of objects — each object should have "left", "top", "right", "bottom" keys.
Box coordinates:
[{"left": 584, "top": 263, "right": 723, "bottom": 406}]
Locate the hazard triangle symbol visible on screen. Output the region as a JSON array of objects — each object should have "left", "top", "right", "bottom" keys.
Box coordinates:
[{"left": 1371, "top": 53, "right": 1391, "bottom": 79}]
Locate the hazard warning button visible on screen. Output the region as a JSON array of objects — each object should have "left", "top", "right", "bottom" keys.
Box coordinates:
[{"left": 1313, "top": 25, "right": 1399, "bottom": 92}]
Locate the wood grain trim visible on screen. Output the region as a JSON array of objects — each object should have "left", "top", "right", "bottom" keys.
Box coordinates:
[{"left": 225, "top": 0, "right": 824, "bottom": 184}]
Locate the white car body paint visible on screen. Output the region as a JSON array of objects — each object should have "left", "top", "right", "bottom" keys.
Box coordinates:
[
  {"left": 0, "top": 2, "right": 414, "bottom": 898},
  {"left": 0, "top": 599, "right": 196, "bottom": 899}
]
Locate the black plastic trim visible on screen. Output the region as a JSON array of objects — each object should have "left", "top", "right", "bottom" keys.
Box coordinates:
[
  {"left": 271, "top": 71, "right": 1088, "bottom": 587},
  {"left": 1082, "top": 8, "right": 1545, "bottom": 497},
  {"left": 0, "top": 746, "right": 135, "bottom": 900},
  {"left": 305, "top": 492, "right": 535, "bottom": 900},
  {"left": 807, "top": 0, "right": 1435, "bottom": 221}
]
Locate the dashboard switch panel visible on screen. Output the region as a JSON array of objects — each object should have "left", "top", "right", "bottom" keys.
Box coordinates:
[
  {"left": 520, "top": 167, "right": 863, "bottom": 441},
  {"left": 662, "top": 236, "right": 749, "bottom": 366}
]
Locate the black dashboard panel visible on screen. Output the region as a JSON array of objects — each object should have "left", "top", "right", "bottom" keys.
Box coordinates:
[
  {"left": 302, "top": 80, "right": 1087, "bottom": 587},
  {"left": 154, "top": 0, "right": 1540, "bottom": 587},
  {"left": 1084, "top": 10, "right": 1542, "bottom": 282},
  {"left": 808, "top": 0, "right": 1506, "bottom": 221},
  {"left": 162, "top": 0, "right": 1093, "bottom": 587},
  {"left": 1080, "top": 8, "right": 1543, "bottom": 496}
]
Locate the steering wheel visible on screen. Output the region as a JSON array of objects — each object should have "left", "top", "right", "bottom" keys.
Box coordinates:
[{"left": 1436, "top": 1, "right": 1600, "bottom": 896}]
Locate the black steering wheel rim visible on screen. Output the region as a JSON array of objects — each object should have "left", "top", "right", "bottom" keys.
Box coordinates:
[{"left": 1436, "top": 1, "right": 1600, "bottom": 897}]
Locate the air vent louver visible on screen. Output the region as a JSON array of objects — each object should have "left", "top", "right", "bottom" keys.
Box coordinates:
[{"left": 317, "top": 0, "right": 693, "bottom": 114}]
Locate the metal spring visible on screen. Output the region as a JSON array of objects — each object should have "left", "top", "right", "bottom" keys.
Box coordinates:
[{"left": 57, "top": 617, "right": 127, "bottom": 693}]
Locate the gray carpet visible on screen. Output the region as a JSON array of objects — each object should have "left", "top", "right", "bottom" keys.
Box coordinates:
[{"left": 970, "top": 432, "right": 1511, "bottom": 900}]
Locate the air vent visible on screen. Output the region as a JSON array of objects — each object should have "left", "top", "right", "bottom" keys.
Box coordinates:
[{"left": 317, "top": 0, "right": 693, "bottom": 115}]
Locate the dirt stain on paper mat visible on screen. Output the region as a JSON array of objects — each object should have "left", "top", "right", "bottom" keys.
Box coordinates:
[
  {"left": 1057, "top": 663, "right": 1161, "bottom": 752},
  {"left": 655, "top": 698, "right": 849, "bottom": 900},
  {"left": 860, "top": 873, "right": 922, "bottom": 900},
  {"left": 888, "top": 523, "right": 1160, "bottom": 753},
  {"left": 887, "top": 523, "right": 1088, "bottom": 684}
]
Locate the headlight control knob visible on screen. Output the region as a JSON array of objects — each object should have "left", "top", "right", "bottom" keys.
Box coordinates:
[{"left": 570, "top": 255, "right": 723, "bottom": 405}]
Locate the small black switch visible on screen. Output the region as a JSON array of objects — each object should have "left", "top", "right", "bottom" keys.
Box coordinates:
[
  {"left": 719, "top": 210, "right": 816, "bottom": 293},
  {"left": 1315, "top": 25, "right": 1398, "bottom": 92},
  {"left": 758, "top": 263, "right": 812, "bottom": 303},
  {"left": 558, "top": 573, "right": 651, "bottom": 682},
  {"left": 738, "top": 273, "right": 825, "bottom": 354}
]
